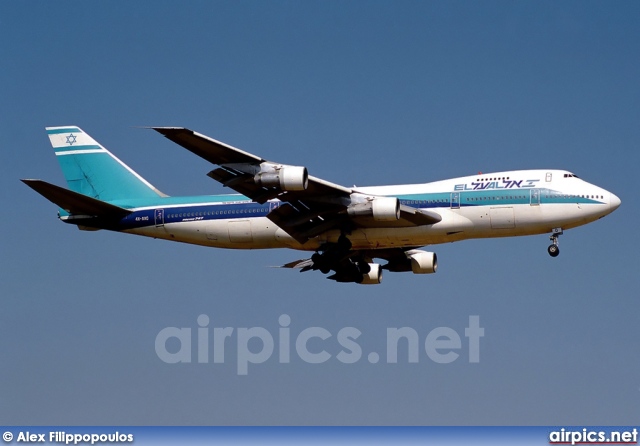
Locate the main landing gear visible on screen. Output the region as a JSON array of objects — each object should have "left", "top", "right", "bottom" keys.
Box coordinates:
[
  {"left": 548, "top": 228, "right": 563, "bottom": 257},
  {"left": 309, "top": 234, "right": 374, "bottom": 283},
  {"left": 310, "top": 234, "right": 352, "bottom": 274}
]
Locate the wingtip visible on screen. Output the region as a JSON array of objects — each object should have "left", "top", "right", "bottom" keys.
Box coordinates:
[
  {"left": 152, "top": 126, "right": 187, "bottom": 131},
  {"left": 21, "top": 178, "right": 41, "bottom": 185}
]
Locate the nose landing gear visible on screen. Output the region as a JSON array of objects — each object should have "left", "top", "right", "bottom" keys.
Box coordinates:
[{"left": 548, "top": 228, "right": 563, "bottom": 257}]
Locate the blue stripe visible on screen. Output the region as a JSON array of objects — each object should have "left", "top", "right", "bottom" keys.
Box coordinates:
[
  {"left": 47, "top": 127, "right": 81, "bottom": 134},
  {"left": 118, "top": 201, "right": 273, "bottom": 229}
]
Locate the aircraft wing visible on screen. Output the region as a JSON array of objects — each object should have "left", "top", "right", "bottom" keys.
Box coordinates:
[
  {"left": 152, "top": 127, "right": 352, "bottom": 202},
  {"left": 153, "top": 127, "right": 440, "bottom": 243}
]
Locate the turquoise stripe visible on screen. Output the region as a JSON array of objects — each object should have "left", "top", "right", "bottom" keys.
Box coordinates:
[
  {"left": 47, "top": 127, "right": 81, "bottom": 134},
  {"left": 397, "top": 189, "right": 604, "bottom": 207}
]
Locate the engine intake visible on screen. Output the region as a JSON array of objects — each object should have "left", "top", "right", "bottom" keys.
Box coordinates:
[{"left": 254, "top": 165, "right": 308, "bottom": 191}]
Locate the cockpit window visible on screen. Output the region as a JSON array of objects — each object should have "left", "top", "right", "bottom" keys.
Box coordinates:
[{"left": 563, "top": 173, "right": 579, "bottom": 178}]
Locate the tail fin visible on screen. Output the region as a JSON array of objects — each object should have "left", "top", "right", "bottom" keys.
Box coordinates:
[{"left": 46, "top": 126, "right": 166, "bottom": 202}]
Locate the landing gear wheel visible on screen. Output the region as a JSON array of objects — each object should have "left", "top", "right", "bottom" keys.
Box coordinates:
[
  {"left": 548, "top": 228, "right": 563, "bottom": 258},
  {"left": 312, "top": 252, "right": 331, "bottom": 274}
]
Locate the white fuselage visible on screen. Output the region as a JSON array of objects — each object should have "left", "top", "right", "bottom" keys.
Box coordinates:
[{"left": 122, "top": 169, "right": 620, "bottom": 252}]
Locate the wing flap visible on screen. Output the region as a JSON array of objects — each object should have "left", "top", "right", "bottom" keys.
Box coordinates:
[
  {"left": 280, "top": 258, "right": 314, "bottom": 269},
  {"left": 267, "top": 202, "right": 348, "bottom": 243},
  {"left": 206, "top": 167, "right": 280, "bottom": 203}
]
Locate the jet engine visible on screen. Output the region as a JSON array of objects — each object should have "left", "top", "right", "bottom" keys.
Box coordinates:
[
  {"left": 254, "top": 164, "right": 308, "bottom": 191},
  {"left": 347, "top": 197, "right": 400, "bottom": 221},
  {"left": 359, "top": 263, "right": 382, "bottom": 284},
  {"left": 407, "top": 250, "right": 438, "bottom": 274}
]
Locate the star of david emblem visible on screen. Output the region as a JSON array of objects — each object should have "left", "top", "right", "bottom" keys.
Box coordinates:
[{"left": 65, "top": 134, "right": 77, "bottom": 145}]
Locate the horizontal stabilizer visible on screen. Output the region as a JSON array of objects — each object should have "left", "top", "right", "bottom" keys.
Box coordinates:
[{"left": 21, "top": 179, "right": 132, "bottom": 219}]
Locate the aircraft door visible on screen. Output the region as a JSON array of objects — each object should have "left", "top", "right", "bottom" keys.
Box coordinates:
[
  {"left": 530, "top": 189, "right": 540, "bottom": 206},
  {"left": 450, "top": 192, "right": 460, "bottom": 209},
  {"left": 154, "top": 209, "right": 164, "bottom": 227}
]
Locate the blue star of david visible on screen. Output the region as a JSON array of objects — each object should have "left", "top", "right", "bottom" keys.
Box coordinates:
[{"left": 65, "top": 134, "right": 77, "bottom": 145}]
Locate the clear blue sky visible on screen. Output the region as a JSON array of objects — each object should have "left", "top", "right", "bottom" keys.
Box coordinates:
[{"left": 1, "top": 1, "right": 638, "bottom": 425}]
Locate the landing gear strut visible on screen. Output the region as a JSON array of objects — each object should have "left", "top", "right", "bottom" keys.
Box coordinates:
[
  {"left": 337, "top": 233, "right": 352, "bottom": 250},
  {"left": 548, "top": 228, "right": 563, "bottom": 257}
]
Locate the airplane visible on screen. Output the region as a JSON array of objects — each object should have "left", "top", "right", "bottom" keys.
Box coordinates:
[{"left": 23, "top": 126, "right": 621, "bottom": 284}]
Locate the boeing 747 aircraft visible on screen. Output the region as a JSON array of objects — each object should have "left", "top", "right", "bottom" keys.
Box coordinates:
[{"left": 23, "top": 126, "right": 621, "bottom": 284}]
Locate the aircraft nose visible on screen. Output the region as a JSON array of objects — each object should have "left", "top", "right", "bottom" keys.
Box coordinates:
[{"left": 609, "top": 192, "right": 621, "bottom": 211}]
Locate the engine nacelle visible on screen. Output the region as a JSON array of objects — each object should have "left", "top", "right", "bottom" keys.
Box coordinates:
[
  {"left": 407, "top": 250, "right": 438, "bottom": 274},
  {"left": 254, "top": 165, "right": 308, "bottom": 191},
  {"left": 372, "top": 197, "right": 400, "bottom": 221},
  {"left": 347, "top": 197, "right": 400, "bottom": 221},
  {"left": 359, "top": 263, "right": 382, "bottom": 285}
]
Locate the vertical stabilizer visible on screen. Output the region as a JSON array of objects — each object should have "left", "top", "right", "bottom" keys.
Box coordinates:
[{"left": 46, "top": 126, "right": 165, "bottom": 202}]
